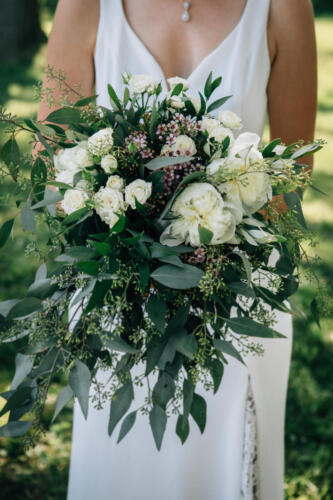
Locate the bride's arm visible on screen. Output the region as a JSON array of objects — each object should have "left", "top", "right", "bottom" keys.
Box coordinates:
[
  {"left": 267, "top": 0, "right": 317, "bottom": 173},
  {"left": 37, "top": 0, "right": 99, "bottom": 122}
]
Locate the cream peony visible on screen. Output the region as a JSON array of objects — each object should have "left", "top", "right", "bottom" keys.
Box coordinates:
[
  {"left": 129, "top": 74, "right": 159, "bottom": 94},
  {"left": 101, "top": 154, "right": 118, "bottom": 174},
  {"left": 106, "top": 175, "right": 124, "bottom": 191},
  {"left": 168, "top": 94, "right": 185, "bottom": 109},
  {"left": 62, "top": 188, "right": 89, "bottom": 215},
  {"left": 167, "top": 76, "right": 190, "bottom": 91},
  {"left": 125, "top": 179, "right": 152, "bottom": 209},
  {"left": 200, "top": 118, "right": 220, "bottom": 135},
  {"left": 162, "top": 135, "right": 197, "bottom": 156},
  {"left": 88, "top": 128, "right": 114, "bottom": 157},
  {"left": 209, "top": 126, "right": 235, "bottom": 145},
  {"left": 160, "top": 182, "right": 237, "bottom": 247},
  {"left": 217, "top": 110, "right": 243, "bottom": 130},
  {"left": 94, "top": 186, "right": 125, "bottom": 227}
]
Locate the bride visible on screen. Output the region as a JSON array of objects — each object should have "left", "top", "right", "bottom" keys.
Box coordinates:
[{"left": 38, "top": 1, "right": 317, "bottom": 499}]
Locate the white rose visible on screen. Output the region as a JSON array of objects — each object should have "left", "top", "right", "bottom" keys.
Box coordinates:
[
  {"left": 101, "top": 154, "right": 118, "bottom": 173},
  {"left": 62, "top": 189, "right": 89, "bottom": 215},
  {"left": 54, "top": 141, "right": 93, "bottom": 173},
  {"left": 217, "top": 110, "right": 243, "bottom": 130},
  {"left": 170, "top": 135, "right": 197, "bottom": 156},
  {"left": 206, "top": 158, "right": 227, "bottom": 177},
  {"left": 168, "top": 94, "right": 185, "bottom": 109},
  {"left": 125, "top": 179, "right": 152, "bottom": 209},
  {"left": 55, "top": 169, "right": 79, "bottom": 187},
  {"left": 106, "top": 175, "right": 124, "bottom": 191},
  {"left": 129, "top": 74, "right": 159, "bottom": 94},
  {"left": 230, "top": 132, "right": 261, "bottom": 160},
  {"left": 167, "top": 76, "right": 190, "bottom": 91},
  {"left": 209, "top": 126, "right": 235, "bottom": 145},
  {"left": 206, "top": 207, "right": 237, "bottom": 245},
  {"left": 201, "top": 118, "right": 220, "bottom": 135},
  {"left": 88, "top": 128, "right": 114, "bottom": 157},
  {"left": 94, "top": 187, "right": 125, "bottom": 226}
]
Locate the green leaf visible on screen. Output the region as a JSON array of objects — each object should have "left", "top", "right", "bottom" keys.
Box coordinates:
[
  {"left": 232, "top": 250, "right": 252, "bottom": 287},
  {"left": 7, "top": 297, "right": 41, "bottom": 320},
  {"left": 190, "top": 393, "right": 206, "bottom": 434},
  {"left": 150, "top": 264, "right": 205, "bottom": 289},
  {"left": 0, "top": 299, "right": 19, "bottom": 318},
  {"left": 85, "top": 280, "right": 112, "bottom": 313},
  {"left": 89, "top": 240, "right": 111, "bottom": 256},
  {"left": 21, "top": 200, "right": 36, "bottom": 232},
  {"left": 170, "top": 82, "right": 184, "bottom": 96},
  {"left": 35, "top": 263, "right": 47, "bottom": 281},
  {"left": 117, "top": 411, "right": 137, "bottom": 443},
  {"left": 149, "top": 404, "right": 167, "bottom": 450},
  {"left": 207, "top": 95, "right": 232, "bottom": 113},
  {"left": 145, "top": 336, "right": 167, "bottom": 376},
  {"left": 226, "top": 317, "right": 285, "bottom": 338},
  {"left": 110, "top": 213, "right": 126, "bottom": 233},
  {"left": 207, "top": 358, "right": 224, "bottom": 394},
  {"left": 27, "top": 278, "right": 55, "bottom": 299},
  {"left": 31, "top": 157, "right": 47, "bottom": 183},
  {"left": 76, "top": 260, "right": 100, "bottom": 275},
  {"left": 310, "top": 298, "right": 320, "bottom": 328},
  {"left": 31, "top": 189, "right": 63, "bottom": 209},
  {"left": 184, "top": 99, "right": 197, "bottom": 115},
  {"left": 169, "top": 332, "right": 197, "bottom": 359},
  {"left": 228, "top": 281, "right": 255, "bottom": 299},
  {"left": 108, "top": 84, "right": 122, "bottom": 110},
  {"left": 291, "top": 142, "right": 323, "bottom": 160},
  {"left": 0, "top": 219, "right": 14, "bottom": 248},
  {"left": 63, "top": 207, "right": 90, "bottom": 225},
  {"left": 108, "top": 382, "right": 134, "bottom": 436},
  {"left": 146, "top": 295, "right": 167, "bottom": 333},
  {"left": 68, "top": 361, "right": 91, "bottom": 419},
  {"left": 145, "top": 156, "right": 194, "bottom": 171},
  {"left": 1, "top": 137, "right": 20, "bottom": 166},
  {"left": 152, "top": 371, "right": 175, "bottom": 409},
  {"left": 10, "top": 354, "right": 34, "bottom": 390},
  {"left": 65, "top": 246, "right": 97, "bottom": 261},
  {"left": 46, "top": 107, "right": 82, "bottom": 124},
  {"left": 105, "top": 335, "right": 139, "bottom": 354},
  {"left": 198, "top": 225, "right": 213, "bottom": 245},
  {"left": 51, "top": 385, "right": 74, "bottom": 423},
  {"left": 157, "top": 255, "right": 184, "bottom": 268},
  {"left": 204, "top": 71, "right": 213, "bottom": 99},
  {"left": 139, "top": 261, "right": 150, "bottom": 290},
  {"left": 176, "top": 414, "right": 190, "bottom": 444},
  {"left": 74, "top": 95, "right": 97, "bottom": 107},
  {"left": 0, "top": 386, "right": 33, "bottom": 417},
  {"left": 213, "top": 338, "right": 245, "bottom": 365},
  {"left": 262, "top": 138, "right": 281, "bottom": 157},
  {"left": 0, "top": 420, "right": 32, "bottom": 438},
  {"left": 183, "top": 378, "right": 194, "bottom": 417}
]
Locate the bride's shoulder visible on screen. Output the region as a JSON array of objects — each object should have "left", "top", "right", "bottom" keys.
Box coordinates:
[{"left": 268, "top": 0, "right": 315, "bottom": 62}]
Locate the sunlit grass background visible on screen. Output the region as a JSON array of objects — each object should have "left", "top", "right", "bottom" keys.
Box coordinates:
[{"left": 0, "top": 11, "right": 332, "bottom": 500}]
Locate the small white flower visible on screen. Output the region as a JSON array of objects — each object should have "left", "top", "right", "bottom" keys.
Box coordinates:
[
  {"left": 54, "top": 141, "right": 93, "bottom": 174},
  {"left": 62, "top": 189, "right": 89, "bottom": 215},
  {"left": 170, "top": 135, "right": 197, "bottom": 156},
  {"left": 106, "top": 175, "right": 124, "bottom": 191},
  {"left": 201, "top": 118, "right": 220, "bottom": 135},
  {"left": 101, "top": 154, "right": 118, "bottom": 174},
  {"left": 167, "top": 76, "right": 190, "bottom": 91},
  {"left": 88, "top": 128, "right": 114, "bottom": 157},
  {"left": 129, "top": 74, "right": 159, "bottom": 94},
  {"left": 125, "top": 179, "right": 152, "bottom": 209},
  {"left": 94, "top": 186, "right": 125, "bottom": 227},
  {"left": 273, "top": 144, "right": 287, "bottom": 155},
  {"left": 168, "top": 94, "right": 185, "bottom": 109},
  {"left": 217, "top": 110, "right": 243, "bottom": 130}
]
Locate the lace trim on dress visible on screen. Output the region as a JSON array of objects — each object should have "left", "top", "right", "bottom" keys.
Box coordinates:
[{"left": 241, "top": 374, "right": 260, "bottom": 500}]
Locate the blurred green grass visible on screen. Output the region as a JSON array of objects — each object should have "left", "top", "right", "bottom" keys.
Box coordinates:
[{"left": 0, "top": 15, "right": 332, "bottom": 500}]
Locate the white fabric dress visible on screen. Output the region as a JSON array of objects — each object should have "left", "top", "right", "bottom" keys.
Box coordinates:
[{"left": 66, "top": 1, "right": 293, "bottom": 499}]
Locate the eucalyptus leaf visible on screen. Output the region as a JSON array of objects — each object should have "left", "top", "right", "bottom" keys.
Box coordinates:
[
  {"left": 10, "top": 354, "right": 34, "bottom": 390},
  {"left": 51, "top": 385, "right": 74, "bottom": 423},
  {"left": 108, "top": 382, "right": 134, "bottom": 436},
  {"left": 213, "top": 338, "right": 245, "bottom": 365},
  {"left": 149, "top": 404, "right": 167, "bottom": 450},
  {"left": 190, "top": 393, "right": 206, "bottom": 434},
  {"left": 0, "top": 219, "right": 14, "bottom": 248},
  {"left": 68, "top": 361, "right": 91, "bottom": 419},
  {"left": 226, "top": 317, "right": 285, "bottom": 338},
  {"left": 0, "top": 420, "right": 32, "bottom": 438},
  {"left": 117, "top": 411, "right": 137, "bottom": 443},
  {"left": 151, "top": 264, "right": 204, "bottom": 289},
  {"left": 145, "top": 156, "right": 194, "bottom": 171},
  {"left": 146, "top": 295, "right": 167, "bottom": 333},
  {"left": 176, "top": 414, "right": 190, "bottom": 444}
]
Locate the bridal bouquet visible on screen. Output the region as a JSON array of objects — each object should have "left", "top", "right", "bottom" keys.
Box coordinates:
[{"left": 0, "top": 72, "right": 323, "bottom": 450}]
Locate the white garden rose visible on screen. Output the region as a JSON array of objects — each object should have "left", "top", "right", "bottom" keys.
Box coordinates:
[
  {"left": 129, "top": 74, "right": 159, "bottom": 94},
  {"left": 62, "top": 188, "right": 89, "bottom": 215},
  {"left": 55, "top": 169, "right": 78, "bottom": 187},
  {"left": 217, "top": 110, "right": 243, "bottom": 130},
  {"left": 94, "top": 187, "right": 125, "bottom": 227},
  {"left": 88, "top": 128, "right": 114, "bottom": 157},
  {"left": 125, "top": 179, "right": 152, "bottom": 209},
  {"left": 101, "top": 154, "right": 118, "bottom": 174},
  {"left": 200, "top": 118, "right": 220, "bottom": 135},
  {"left": 171, "top": 135, "right": 197, "bottom": 155},
  {"left": 190, "top": 96, "right": 201, "bottom": 114},
  {"left": 167, "top": 76, "right": 190, "bottom": 91},
  {"left": 54, "top": 141, "right": 93, "bottom": 173},
  {"left": 160, "top": 182, "right": 237, "bottom": 247},
  {"left": 106, "top": 175, "right": 124, "bottom": 191},
  {"left": 209, "top": 126, "right": 235, "bottom": 145}
]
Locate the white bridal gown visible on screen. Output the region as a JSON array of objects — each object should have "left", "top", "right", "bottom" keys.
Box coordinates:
[{"left": 67, "top": 0, "right": 293, "bottom": 499}]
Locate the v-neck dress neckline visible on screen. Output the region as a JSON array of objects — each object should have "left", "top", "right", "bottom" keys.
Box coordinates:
[{"left": 118, "top": 0, "right": 252, "bottom": 87}]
